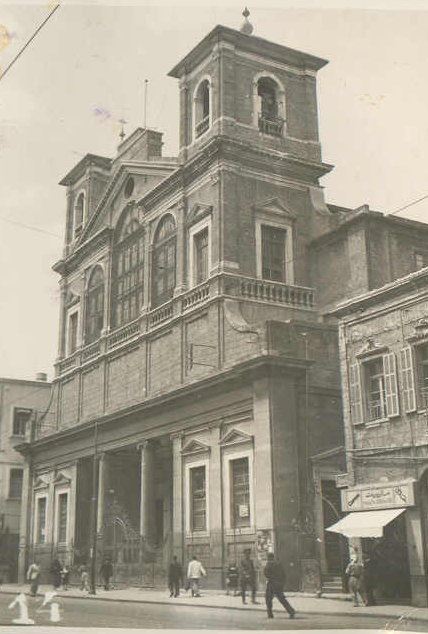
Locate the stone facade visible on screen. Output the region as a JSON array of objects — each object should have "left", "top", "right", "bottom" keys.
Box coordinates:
[
  {"left": 0, "top": 377, "right": 51, "bottom": 581},
  {"left": 17, "top": 23, "right": 428, "bottom": 592},
  {"left": 333, "top": 268, "right": 428, "bottom": 606}
]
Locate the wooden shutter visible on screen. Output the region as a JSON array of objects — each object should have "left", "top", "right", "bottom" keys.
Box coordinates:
[
  {"left": 349, "top": 363, "right": 363, "bottom": 425},
  {"left": 400, "top": 346, "right": 416, "bottom": 413},
  {"left": 383, "top": 352, "right": 399, "bottom": 417}
]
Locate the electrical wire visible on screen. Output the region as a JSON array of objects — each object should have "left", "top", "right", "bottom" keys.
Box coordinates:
[
  {"left": 0, "top": 3, "right": 61, "bottom": 84},
  {"left": 0, "top": 216, "right": 62, "bottom": 239},
  {"left": 388, "top": 193, "right": 428, "bottom": 217}
]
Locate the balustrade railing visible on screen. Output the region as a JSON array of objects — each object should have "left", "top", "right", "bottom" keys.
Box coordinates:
[
  {"left": 107, "top": 320, "right": 140, "bottom": 350},
  {"left": 225, "top": 275, "right": 314, "bottom": 308},
  {"left": 149, "top": 301, "right": 174, "bottom": 327},
  {"left": 258, "top": 115, "right": 284, "bottom": 137},
  {"left": 57, "top": 274, "right": 314, "bottom": 377},
  {"left": 81, "top": 341, "right": 101, "bottom": 362},
  {"left": 195, "top": 116, "right": 209, "bottom": 138},
  {"left": 181, "top": 282, "right": 210, "bottom": 311}
]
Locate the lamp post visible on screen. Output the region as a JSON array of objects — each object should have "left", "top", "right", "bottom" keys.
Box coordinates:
[{"left": 89, "top": 421, "right": 99, "bottom": 595}]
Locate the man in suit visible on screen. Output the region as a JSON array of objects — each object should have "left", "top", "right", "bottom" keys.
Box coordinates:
[{"left": 263, "top": 552, "right": 296, "bottom": 619}]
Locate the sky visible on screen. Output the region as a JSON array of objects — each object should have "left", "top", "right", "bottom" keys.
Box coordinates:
[{"left": 1, "top": 0, "right": 428, "bottom": 380}]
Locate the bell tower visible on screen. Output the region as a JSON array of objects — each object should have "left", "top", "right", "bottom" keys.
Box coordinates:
[{"left": 168, "top": 12, "right": 329, "bottom": 165}]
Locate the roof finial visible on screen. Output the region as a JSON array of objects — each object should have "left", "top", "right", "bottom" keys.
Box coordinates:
[
  {"left": 240, "top": 7, "right": 254, "bottom": 35},
  {"left": 119, "top": 118, "right": 127, "bottom": 142}
]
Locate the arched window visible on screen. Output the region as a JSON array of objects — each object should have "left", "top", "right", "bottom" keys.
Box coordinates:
[
  {"left": 151, "top": 214, "right": 176, "bottom": 307},
  {"left": 256, "top": 76, "right": 284, "bottom": 137},
  {"left": 85, "top": 266, "right": 104, "bottom": 344},
  {"left": 194, "top": 78, "right": 211, "bottom": 139},
  {"left": 74, "top": 193, "right": 85, "bottom": 235},
  {"left": 112, "top": 207, "right": 144, "bottom": 328}
]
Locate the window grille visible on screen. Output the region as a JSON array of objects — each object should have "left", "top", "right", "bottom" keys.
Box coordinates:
[
  {"left": 152, "top": 215, "right": 176, "bottom": 307},
  {"left": 9, "top": 469, "right": 23, "bottom": 499},
  {"left": 57, "top": 493, "right": 68, "bottom": 543},
  {"left": 231, "top": 457, "right": 250, "bottom": 528},
  {"left": 190, "top": 466, "right": 206, "bottom": 532},
  {"left": 85, "top": 267, "right": 104, "bottom": 343}
]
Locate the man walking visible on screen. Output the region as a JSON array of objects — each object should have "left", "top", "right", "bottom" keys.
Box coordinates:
[
  {"left": 264, "top": 552, "right": 295, "bottom": 619},
  {"left": 26, "top": 561, "right": 41, "bottom": 597},
  {"left": 168, "top": 556, "right": 183, "bottom": 598},
  {"left": 240, "top": 548, "right": 257, "bottom": 604},
  {"left": 100, "top": 557, "right": 114, "bottom": 591},
  {"left": 187, "top": 555, "right": 206, "bottom": 597}
]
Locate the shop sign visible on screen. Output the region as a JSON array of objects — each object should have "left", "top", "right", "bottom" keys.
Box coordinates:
[{"left": 341, "top": 480, "right": 415, "bottom": 511}]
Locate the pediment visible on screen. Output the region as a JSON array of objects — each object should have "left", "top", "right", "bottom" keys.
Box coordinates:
[
  {"left": 65, "top": 290, "right": 80, "bottom": 308},
  {"left": 53, "top": 471, "right": 71, "bottom": 486},
  {"left": 34, "top": 476, "right": 49, "bottom": 490},
  {"left": 220, "top": 428, "right": 253, "bottom": 447},
  {"left": 181, "top": 439, "right": 211, "bottom": 456},
  {"left": 356, "top": 338, "right": 387, "bottom": 358},
  {"left": 254, "top": 197, "right": 296, "bottom": 220},
  {"left": 186, "top": 203, "right": 213, "bottom": 227}
]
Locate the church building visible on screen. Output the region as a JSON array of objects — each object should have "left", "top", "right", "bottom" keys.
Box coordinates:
[{"left": 17, "top": 14, "right": 428, "bottom": 593}]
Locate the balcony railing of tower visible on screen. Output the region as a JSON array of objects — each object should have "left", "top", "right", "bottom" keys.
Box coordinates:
[
  {"left": 258, "top": 115, "right": 284, "bottom": 137},
  {"left": 56, "top": 274, "right": 315, "bottom": 376},
  {"left": 195, "top": 116, "right": 209, "bottom": 138}
]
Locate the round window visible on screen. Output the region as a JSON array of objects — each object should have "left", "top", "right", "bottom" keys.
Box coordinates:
[{"left": 124, "top": 177, "right": 135, "bottom": 199}]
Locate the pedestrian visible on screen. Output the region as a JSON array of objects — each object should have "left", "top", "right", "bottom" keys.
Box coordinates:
[
  {"left": 239, "top": 548, "right": 258, "bottom": 604},
  {"left": 346, "top": 556, "right": 364, "bottom": 607},
  {"left": 362, "top": 556, "right": 376, "bottom": 606},
  {"left": 187, "top": 555, "right": 206, "bottom": 597},
  {"left": 168, "top": 555, "right": 183, "bottom": 598},
  {"left": 264, "top": 552, "right": 295, "bottom": 619},
  {"left": 79, "top": 565, "right": 90, "bottom": 592},
  {"left": 26, "top": 561, "right": 41, "bottom": 597},
  {"left": 60, "top": 563, "right": 70, "bottom": 591},
  {"left": 99, "top": 558, "right": 113, "bottom": 591},
  {"left": 50, "top": 558, "right": 62, "bottom": 590},
  {"left": 225, "top": 562, "right": 239, "bottom": 596}
]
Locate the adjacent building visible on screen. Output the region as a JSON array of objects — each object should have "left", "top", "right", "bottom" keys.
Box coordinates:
[
  {"left": 16, "top": 18, "right": 428, "bottom": 592},
  {"left": 330, "top": 267, "right": 428, "bottom": 606},
  {"left": 0, "top": 375, "right": 51, "bottom": 581}
]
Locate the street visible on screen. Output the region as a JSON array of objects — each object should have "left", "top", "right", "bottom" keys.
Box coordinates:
[{"left": 0, "top": 593, "right": 427, "bottom": 630}]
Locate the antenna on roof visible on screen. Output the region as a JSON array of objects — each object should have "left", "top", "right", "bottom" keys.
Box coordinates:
[{"left": 144, "top": 79, "right": 149, "bottom": 130}]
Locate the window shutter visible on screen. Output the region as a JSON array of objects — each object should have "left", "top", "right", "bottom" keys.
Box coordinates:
[
  {"left": 349, "top": 363, "right": 363, "bottom": 425},
  {"left": 383, "top": 352, "right": 399, "bottom": 417},
  {"left": 400, "top": 346, "right": 416, "bottom": 413}
]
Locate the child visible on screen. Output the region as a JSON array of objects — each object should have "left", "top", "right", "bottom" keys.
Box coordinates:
[
  {"left": 79, "top": 565, "right": 90, "bottom": 592},
  {"left": 226, "top": 563, "right": 239, "bottom": 596}
]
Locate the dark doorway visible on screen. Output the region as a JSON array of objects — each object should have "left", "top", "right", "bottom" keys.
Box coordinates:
[
  {"left": 321, "top": 479, "right": 345, "bottom": 574},
  {"left": 362, "top": 513, "right": 411, "bottom": 602}
]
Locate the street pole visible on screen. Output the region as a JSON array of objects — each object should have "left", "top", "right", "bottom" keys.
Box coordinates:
[{"left": 89, "top": 421, "right": 99, "bottom": 595}]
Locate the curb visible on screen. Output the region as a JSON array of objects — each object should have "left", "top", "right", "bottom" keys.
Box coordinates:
[{"left": 1, "top": 588, "right": 428, "bottom": 624}]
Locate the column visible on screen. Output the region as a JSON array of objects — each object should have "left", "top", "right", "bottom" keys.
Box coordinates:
[
  {"left": 174, "top": 202, "right": 187, "bottom": 296},
  {"left": 18, "top": 459, "right": 32, "bottom": 583},
  {"left": 209, "top": 426, "right": 223, "bottom": 587},
  {"left": 97, "top": 454, "right": 107, "bottom": 533},
  {"left": 139, "top": 440, "right": 155, "bottom": 542},
  {"left": 56, "top": 281, "right": 67, "bottom": 361},
  {"left": 171, "top": 434, "right": 184, "bottom": 561}
]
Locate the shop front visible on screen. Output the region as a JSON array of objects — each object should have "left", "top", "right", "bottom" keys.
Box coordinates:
[{"left": 327, "top": 479, "right": 428, "bottom": 607}]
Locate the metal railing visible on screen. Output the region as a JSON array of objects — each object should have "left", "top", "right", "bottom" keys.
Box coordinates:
[{"left": 258, "top": 115, "right": 284, "bottom": 137}]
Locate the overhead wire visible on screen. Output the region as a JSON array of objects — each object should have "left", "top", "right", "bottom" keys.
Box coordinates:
[{"left": 0, "top": 3, "right": 61, "bottom": 85}]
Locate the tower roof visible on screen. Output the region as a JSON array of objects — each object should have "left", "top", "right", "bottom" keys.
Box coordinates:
[{"left": 168, "top": 24, "right": 328, "bottom": 79}]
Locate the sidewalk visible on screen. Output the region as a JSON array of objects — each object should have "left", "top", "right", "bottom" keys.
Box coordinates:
[{"left": 1, "top": 583, "right": 428, "bottom": 625}]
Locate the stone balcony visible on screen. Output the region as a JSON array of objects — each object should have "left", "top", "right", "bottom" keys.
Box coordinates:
[{"left": 56, "top": 273, "right": 315, "bottom": 377}]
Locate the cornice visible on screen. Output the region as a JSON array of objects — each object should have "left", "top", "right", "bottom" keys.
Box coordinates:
[
  {"left": 53, "top": 227, "right": 112, "bottom": 277},
  {"left": 23, "top": 354, "right": 310, "bottom": 457}
]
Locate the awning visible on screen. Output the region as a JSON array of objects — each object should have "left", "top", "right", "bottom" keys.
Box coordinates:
[{"left": 326, "top": 508, "right": 406, "bottom": 538}]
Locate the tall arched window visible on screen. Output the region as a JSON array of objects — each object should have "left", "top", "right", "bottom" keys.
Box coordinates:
[
  {"left": 85, "top": 266, "right": 104, "bottom": 344},
  {"left": 256, "top": 76, "right": 284, "bottom": 137},
  {"left": 151, "top": 214, "right": 176, "bottom": 307},
  {"left": 194, "top": 78, "right": 211, "bottom": 139},
  {"left": 112, "top": 207, "right": 144, "bottom": 328},
  {"left": 74, "top": 192, "right": 85, "bottom": 236}
]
